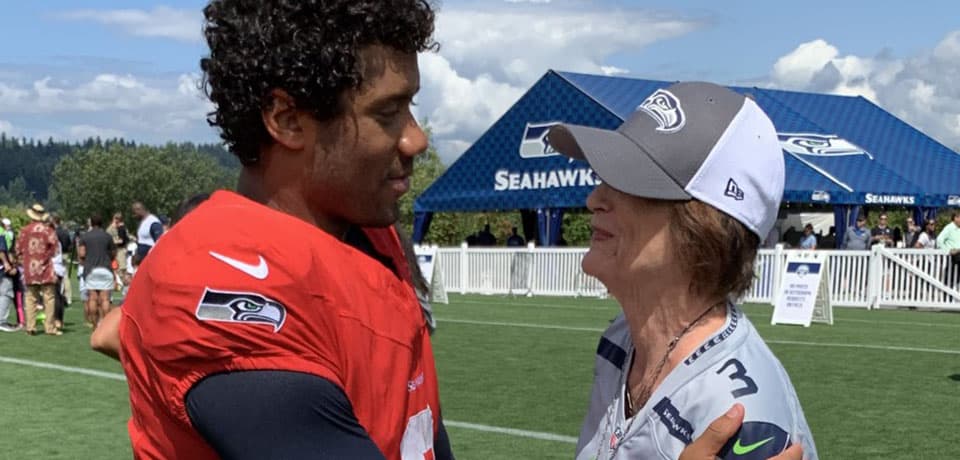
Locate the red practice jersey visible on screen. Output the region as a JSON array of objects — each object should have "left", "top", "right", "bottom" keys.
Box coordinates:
[{"left": 120, "top": 191, "right": 441, "bottom": 459}]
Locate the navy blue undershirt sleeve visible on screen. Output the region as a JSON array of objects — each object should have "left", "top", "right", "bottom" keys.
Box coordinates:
[
  {"left": 186, "top": 371, "right": 386, "bottom": 460},
  {"left": 435, "top": 417, "right": 455, "bottom": 460},
  {"left": 149, "top": 221, "right": 164, "bottom": 241}
]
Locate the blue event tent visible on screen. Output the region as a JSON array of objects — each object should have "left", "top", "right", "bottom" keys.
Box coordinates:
[{"left": 414, "top": 70, "right": 960, "bottom": 246}]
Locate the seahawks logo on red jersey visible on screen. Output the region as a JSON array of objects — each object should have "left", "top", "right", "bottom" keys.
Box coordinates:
[{"left": 195, "top": 288, "right": 287, "bottom": 332}]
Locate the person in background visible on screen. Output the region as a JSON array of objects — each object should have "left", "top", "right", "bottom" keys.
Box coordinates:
[
  {"left": 1, "top": 218, "right": 13, "bottom": 250},
  {"left": 131, "top": 201, "right": 163, "bottom": 259},
  {"left": 915, "top": 219, "right": 938, "bottom": 249},
  {"left": 799, "top": 223, "right": 817, "bottom": 250},
  {"left": 77, "top": 214, "right": 117, "bottom": 327},
  {"left": 15, "top": 204, "right": 60, "bottom": 336},
  {"left": 106, "top": 212, "right": 129, "bottom": 292},
  {"left": 0, "top": 214, "right": 18, "bottom": 332},
  {"left": 476, "top": 223, "right": 497, "bottom": 246},
  {"left": 935, "top": 212, "right": 960, "bottom": 255},
  {"left": 121, "top": 242, "right": 138, "bottom": 301},
  {"left": 49, "top": 216, "right": 69, "bottom": 331},
  {"left": 871, "top": 213, "right": 894, "bottom": 248},
  {"left": 902, "top": 217, "right": 920, "bottom": 249},
  {"left": 51, "top": 214, "right": 74, "bottom": 306},
  {"left": 506, "top": 226, "right": 525, "bottom": 247},
  {"left": 843, "top": 215, "right": 871, "bottom": 250},
  {"left": 936, "top": 212, "right": 960, "bottom": 284}
]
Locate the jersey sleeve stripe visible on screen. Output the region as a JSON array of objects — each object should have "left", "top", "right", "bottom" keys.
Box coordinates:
[{"left": 597, "top": 336, "right": 627, "bottom": 369}]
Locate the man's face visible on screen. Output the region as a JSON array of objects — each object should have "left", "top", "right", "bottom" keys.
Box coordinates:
[
  {"left": 302, "top": 45, "right": 427, "bottom": 230},
  {"left": 906, "top": 219, "right": 915, "bottom": 231},
  {"left": 132, "top": 204, "right": 146, "bottom": 219},
  {"left": 856, "top": 218, "right": 866, "bottom": 228},
  {"left": 878, "top": 215, "right": 888, "bottom": 228}
]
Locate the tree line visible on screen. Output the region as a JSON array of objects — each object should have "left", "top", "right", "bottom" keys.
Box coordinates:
[{"left": 0, "top": 130, "right": 593, "bottom": 246}]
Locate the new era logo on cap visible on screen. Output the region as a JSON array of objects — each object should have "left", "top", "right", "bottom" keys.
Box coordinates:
[
  {"left": 725, "top": 179, "right": 745, "bottom": 201},
  {"left": 546, "top": 81, "right": 785, "bottom": 239}
]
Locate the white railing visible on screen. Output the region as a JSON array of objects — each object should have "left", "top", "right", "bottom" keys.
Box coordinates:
[{"left": 427, "top": 244, "right": 960, "bottom": 310}]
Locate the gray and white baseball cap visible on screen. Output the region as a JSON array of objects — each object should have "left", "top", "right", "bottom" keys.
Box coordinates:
[{"left": 547, "top": 81, "right": 785, "bottom": 238}]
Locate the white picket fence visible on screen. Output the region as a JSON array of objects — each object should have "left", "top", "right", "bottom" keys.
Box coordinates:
[{"left": 428, "top": 244, "right": 960, "bottom": 311}]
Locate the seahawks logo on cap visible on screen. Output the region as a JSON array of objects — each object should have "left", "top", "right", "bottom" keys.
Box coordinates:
[
  {"left": 638, "top": 89, "right": 686, "bottom": 133},
  {"left": 778, "top": 133, "right": 873, "bottom": 159},
  {"left": 195, "top": 288, "right": 287, "bottom": 332}
]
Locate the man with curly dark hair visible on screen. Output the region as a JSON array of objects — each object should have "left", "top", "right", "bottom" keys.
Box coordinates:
[
  {"left": 115, "top": 1, "right": 800, "bottom": 459},
  {"left": 118, "top": 1, "right": 452, "bottom": 459}
]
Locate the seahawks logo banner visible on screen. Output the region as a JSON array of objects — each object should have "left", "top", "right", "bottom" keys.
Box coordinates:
[
  {"left": 778, "top": 133, "right": 873, "bottom": 159},
  {"left": 638, "top": 89, "right": 686, "bottom": 133},
  {"left": 519, "top": 121, "right": 561, "bottom": 159},
  {"left": 195, "top": 288, "right": 287, "bottom": 332}
]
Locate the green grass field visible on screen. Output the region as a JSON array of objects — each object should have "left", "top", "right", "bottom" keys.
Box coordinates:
[{"left": 1, "top": 294, "right": 958, "bottom": 459}]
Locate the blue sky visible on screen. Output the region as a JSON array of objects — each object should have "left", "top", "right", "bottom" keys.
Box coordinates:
[{"left": 2, "top": 0, "right": 959, "bottom": 163}]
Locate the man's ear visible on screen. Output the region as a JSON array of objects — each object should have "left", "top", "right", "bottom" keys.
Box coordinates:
[{"left": 262, "top": 89, "right": 307, "bottom": 150}]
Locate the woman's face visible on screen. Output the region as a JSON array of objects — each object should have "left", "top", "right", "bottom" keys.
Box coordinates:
[{"left": 582, "top": 183, "right": 674, "bottom": 294}]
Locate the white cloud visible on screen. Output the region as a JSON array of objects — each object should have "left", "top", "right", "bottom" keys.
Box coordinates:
[
  {"left": 59, "top": 6, "right": 201, "bottom": 43},
  {"left": 772, "top": 39, "right": 838, "bottom": 89},
  {"left": 435, "top": 9, "right": 700, "bottom": 85},
  {"left": 0, "top": 120, "right": 14, "bottom": 136},
  {"left": 419, "top": 53, "right": 526, "bottom": 137},
  {"left": 418, "top": 6, "right": 702, "bottom": 162},
  {"left": 767, "top": 32, "right": 960, "bottom": 150},
  {"left": 0, "top": 72, "right": 213, "bottom": 143},
  {"left": 0, "top": 73, "right": 209, "bottom": 115},
  {"left": 601, "top": 66, "right": 629, "bottom": 76}
]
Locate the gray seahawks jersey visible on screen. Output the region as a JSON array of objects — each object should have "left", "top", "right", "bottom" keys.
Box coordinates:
[{"left": 576, "top": 304, "right": 817, "bottom": 460}]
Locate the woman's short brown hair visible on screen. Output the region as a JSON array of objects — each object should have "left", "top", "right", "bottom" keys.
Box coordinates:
[{"left": 670, "top": 200, "right": 760, "bottom": 302}]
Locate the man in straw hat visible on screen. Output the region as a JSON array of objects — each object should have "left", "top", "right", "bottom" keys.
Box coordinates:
[{"left": 15, "top": 204, "right": 61, "bottom": 335}]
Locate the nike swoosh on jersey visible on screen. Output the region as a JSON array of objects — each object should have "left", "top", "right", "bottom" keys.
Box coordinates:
[
  {"left": 732, "top": 436, "right": 774, "bottom": 455},
  {"left": 209, "top": 251, "right": 269, "bottom": 280}
]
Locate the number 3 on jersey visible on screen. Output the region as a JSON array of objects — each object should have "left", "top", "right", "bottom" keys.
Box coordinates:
[
  {"left": 401, "top": 406, "right": 435, "bottom": 460},
  {"left": 717, "top": 359, "right": 759, "bottom": 398}
]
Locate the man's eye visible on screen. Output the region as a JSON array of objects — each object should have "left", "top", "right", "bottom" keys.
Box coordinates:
[{"left": 380, "top": 99, "right": 416, "bottom": 118}]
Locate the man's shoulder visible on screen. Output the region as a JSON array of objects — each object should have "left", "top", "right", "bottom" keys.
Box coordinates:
[
  {"left": 174, "top": 197, "right": 342, "bottom": 259},
  {"left": 146, "top": 196, "right": 354, "bottom": 295}
]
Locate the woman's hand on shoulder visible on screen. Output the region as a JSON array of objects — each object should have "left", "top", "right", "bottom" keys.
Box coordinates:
[{"left": 678, "top": 404, "right": 804, "bottom": 460}]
